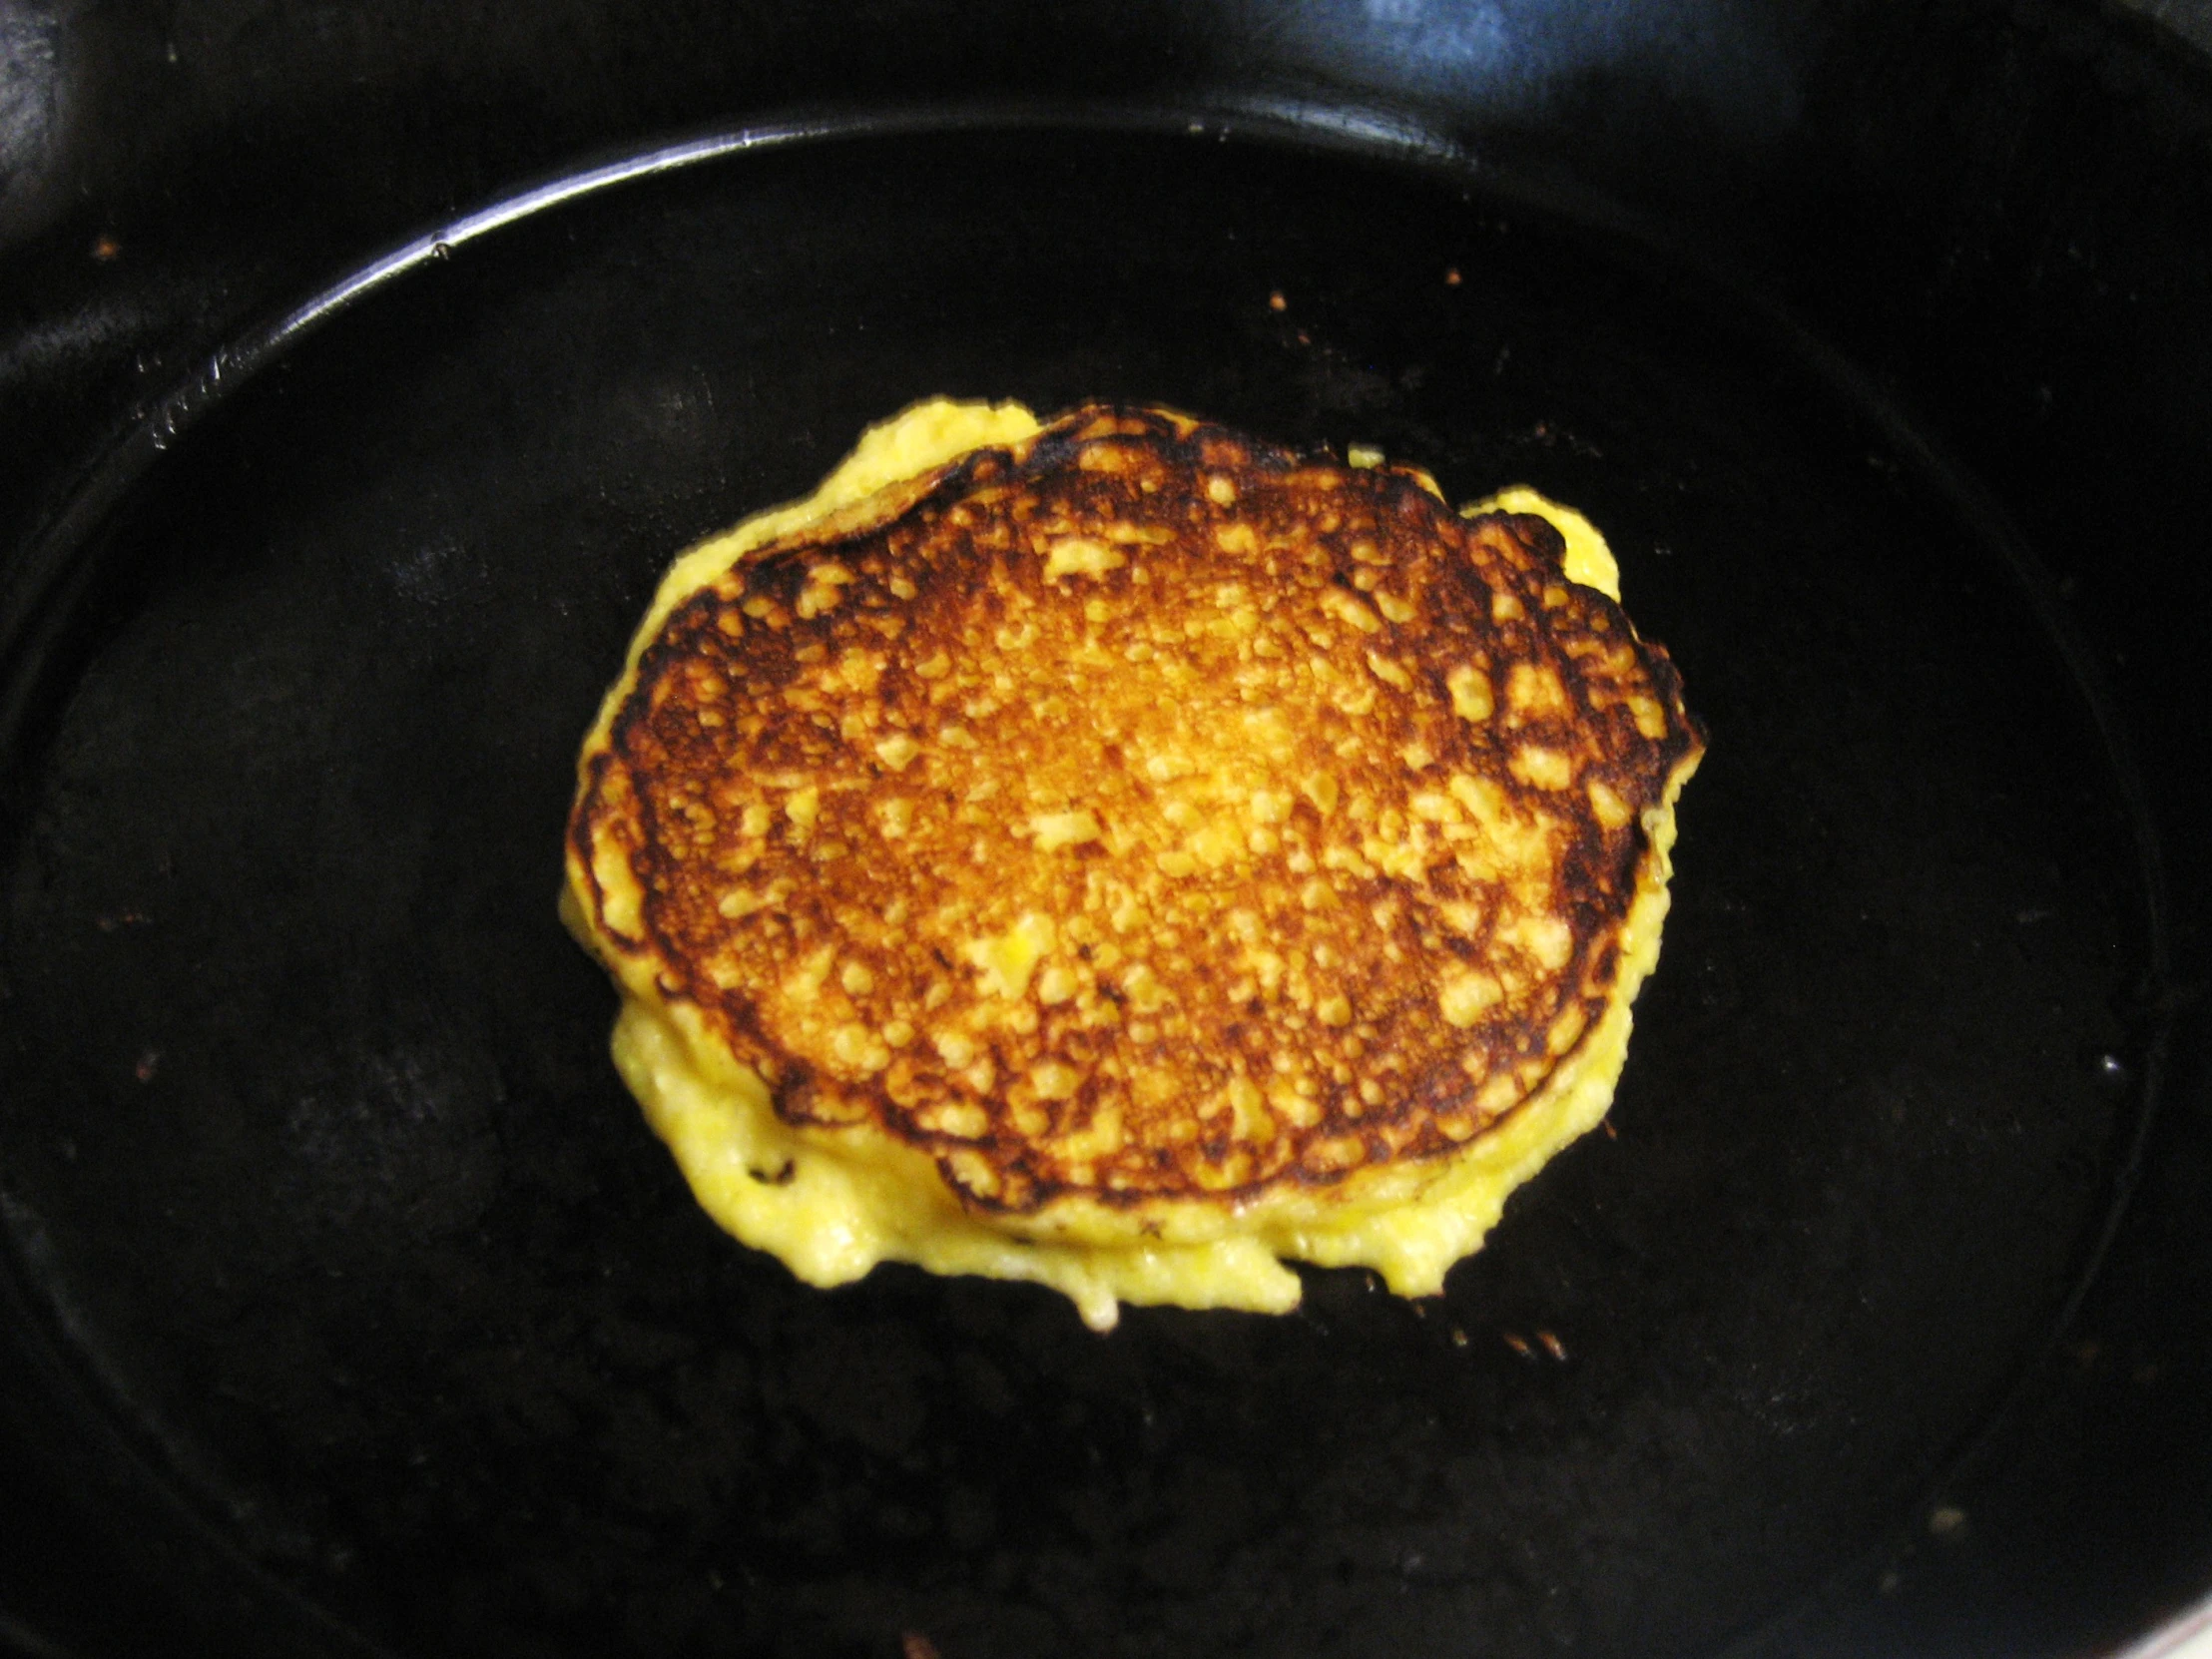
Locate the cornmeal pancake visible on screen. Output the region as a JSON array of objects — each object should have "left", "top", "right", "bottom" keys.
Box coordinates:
[{"left": 565, "top": 400, "right": 1702, "bottom": 1329}]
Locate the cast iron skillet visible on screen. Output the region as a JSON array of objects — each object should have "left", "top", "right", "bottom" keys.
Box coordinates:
[{"left": 0, "top": 48, "right": 2207, "bottom": 1659}]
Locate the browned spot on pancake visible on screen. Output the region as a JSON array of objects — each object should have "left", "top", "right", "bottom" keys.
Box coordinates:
[{"left": 571, "top": 406, "right": 1702, "bottom": 1215}]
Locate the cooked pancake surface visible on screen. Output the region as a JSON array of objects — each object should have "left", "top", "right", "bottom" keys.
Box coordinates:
[{"left": 567, "top": 401, "right": 1702, "bottom": 1327}]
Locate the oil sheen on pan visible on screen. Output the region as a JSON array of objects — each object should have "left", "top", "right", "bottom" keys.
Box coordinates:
[{"left": 563, "top": 398, "right": 1703, "bottom": 1330}]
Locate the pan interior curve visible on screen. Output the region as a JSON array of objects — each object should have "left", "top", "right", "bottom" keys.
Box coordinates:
[{"left": 0, "top": 119, "right": 2155, "bottom": 1659}]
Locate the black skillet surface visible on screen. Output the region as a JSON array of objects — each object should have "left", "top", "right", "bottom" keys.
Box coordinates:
[{"left": 0, "top": 107, "right": 2188, "bottom": 1658}]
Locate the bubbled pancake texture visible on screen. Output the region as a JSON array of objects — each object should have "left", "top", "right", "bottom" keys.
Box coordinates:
[{"left": 574, "top": 407, "right": 1700, "bottom": 1214}]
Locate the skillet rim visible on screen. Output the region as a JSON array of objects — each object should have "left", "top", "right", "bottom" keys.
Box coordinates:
[{"left": 0, "top": 93, "right": 2191, "bottom": 1659}]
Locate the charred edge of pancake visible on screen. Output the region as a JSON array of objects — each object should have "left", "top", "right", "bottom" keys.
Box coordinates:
[{"left": 573, "top": 404, "right": 1703, "bottom": 1216}]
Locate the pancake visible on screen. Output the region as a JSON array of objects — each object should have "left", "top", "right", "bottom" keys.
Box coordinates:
[{"left": 564, "top": 399, "right": 1703, "bottom": 1330}]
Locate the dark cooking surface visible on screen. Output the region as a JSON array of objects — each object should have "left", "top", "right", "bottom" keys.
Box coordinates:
[{"left": 0, "top": 124, "right": 2169, "bottom": 1658}]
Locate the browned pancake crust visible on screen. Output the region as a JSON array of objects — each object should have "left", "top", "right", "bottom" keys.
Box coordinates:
[{"left": 572, "top": 406, "right": 1702, "bottom": 1216}]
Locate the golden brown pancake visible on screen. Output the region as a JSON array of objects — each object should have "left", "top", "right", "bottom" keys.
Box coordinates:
[{"left": 565, "top": 400, "right": 1702, "bottom": 1329}]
